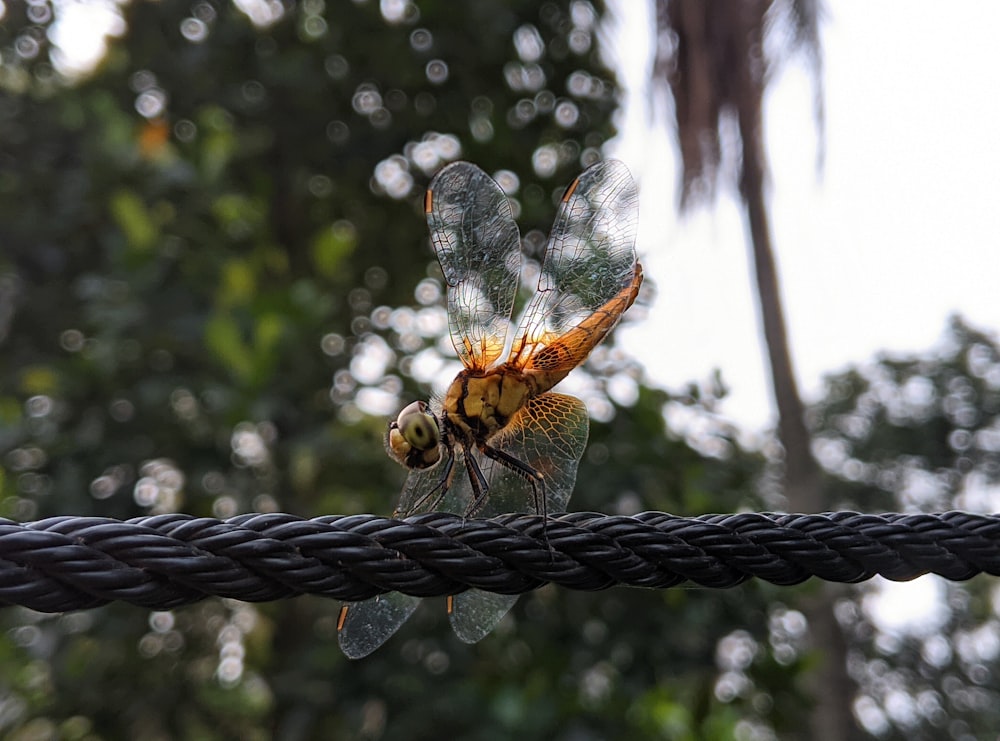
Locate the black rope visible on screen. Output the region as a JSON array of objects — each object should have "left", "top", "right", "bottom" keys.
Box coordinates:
[{"left": 0, "top": 511, "right": 998, "bottom": 613}]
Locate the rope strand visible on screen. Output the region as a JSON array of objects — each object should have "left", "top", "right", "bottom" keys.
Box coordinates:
[{"left": 0, "top": 511, "right": 996, "bottom": 612}]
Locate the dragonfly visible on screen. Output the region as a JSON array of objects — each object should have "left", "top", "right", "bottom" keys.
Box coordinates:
[{"left": 337, "top": 158, "right": 642, "bottom": 659}]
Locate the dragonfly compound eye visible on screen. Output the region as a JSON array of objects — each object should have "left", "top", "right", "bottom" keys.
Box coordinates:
[
  {"left": 386, "top": 401, "right": 441, "bottom": 469},
  {"left": 401, "top": 412, "right": 438, "bottom": 448}
]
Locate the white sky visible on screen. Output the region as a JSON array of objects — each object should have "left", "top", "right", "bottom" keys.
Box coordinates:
[{"left": 611, "top": 1, "right": 1000, "bottom": 434}]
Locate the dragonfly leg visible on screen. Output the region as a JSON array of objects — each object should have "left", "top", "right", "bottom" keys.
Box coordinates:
[
  {"left": 478, "top": 444, "right": 548, "bottom": 524},
  {"left": 463, "top": 449, "right": 490, "bottom": 517},
  {"left": 394, "top": 449, "right": 456, "bottom": 517}
]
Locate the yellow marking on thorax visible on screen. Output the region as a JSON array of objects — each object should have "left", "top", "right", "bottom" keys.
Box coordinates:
[{"left": 442, "top": 369, "right": 536, "bottom": 444}]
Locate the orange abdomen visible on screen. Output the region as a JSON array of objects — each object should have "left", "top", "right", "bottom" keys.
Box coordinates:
[{"left": 525, "top": 263, "right": 643, "bottom": 391}]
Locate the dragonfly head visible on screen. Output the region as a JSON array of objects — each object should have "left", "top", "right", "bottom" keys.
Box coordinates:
[{"left": 386, "top": 400, "right": 442, "bottom": 470}]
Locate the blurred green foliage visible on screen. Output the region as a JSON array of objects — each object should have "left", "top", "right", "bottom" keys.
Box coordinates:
[
  {"left": 809, "top": 317, "right": 1000, "bottom": 740},
  {"left": 2, "top": 0, "right": 998, "bottom": 738}
]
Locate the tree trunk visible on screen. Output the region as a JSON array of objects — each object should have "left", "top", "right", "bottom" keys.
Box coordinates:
[
  {"left": 733, "top": 27, "right": 860, "bottom": 739},
  {"left": 659, "top": 3, "right": 860, "bottom": 734},
  {"left": 736, "top": 100, "right": 823, "bottom": 513}
]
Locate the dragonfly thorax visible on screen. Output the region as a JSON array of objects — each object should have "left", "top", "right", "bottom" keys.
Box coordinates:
[{"left": 441, "top": 366, "right": 537, "bottom": 447}]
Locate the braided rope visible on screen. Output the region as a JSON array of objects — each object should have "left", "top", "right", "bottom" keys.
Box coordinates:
[{"left": 0, "top": 511, "right": 997, "bottom": 612}]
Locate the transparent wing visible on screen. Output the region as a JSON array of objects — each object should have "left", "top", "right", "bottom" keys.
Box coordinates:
[
  {"left": 337, "top": 592, "right": 420, "bottom": 660},
  {"left": 508, "top": 159, "right": 639, "bottom": 372},
  {"left": 448, "top": 392, "right": 589, "bottom": 643},
  {"left": 427, "top": 162, "right": 521, "bottom": 371},
  {"left": 475, "top": 392, "right": 589, "bottom": 514}
]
